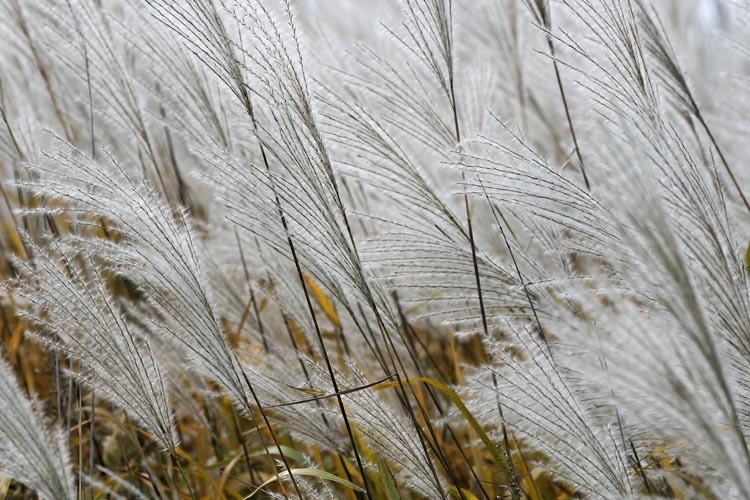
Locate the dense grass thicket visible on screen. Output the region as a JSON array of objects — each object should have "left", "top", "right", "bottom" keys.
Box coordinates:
[{"left": 0, "top": 0, "right": 749, "bottom": 498}]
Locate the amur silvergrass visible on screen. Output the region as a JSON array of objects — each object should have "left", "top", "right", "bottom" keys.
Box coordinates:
[{"left": 2, "top": 0, "right": 750, "bottom": 498}]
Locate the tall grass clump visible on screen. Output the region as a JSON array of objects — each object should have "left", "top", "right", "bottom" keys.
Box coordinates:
[{"left": 0, "top": 0, "right": 749, "bottom": 498}]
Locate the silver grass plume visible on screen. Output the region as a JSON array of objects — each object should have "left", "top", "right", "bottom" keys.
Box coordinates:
[
  {"left": 0, "top": 351, "right": 75, "bottom": 499},
  {"left": 12, "top": 239, "right": 178, "bottom": 453},
  {"left": 17, "top": 140, "right": 247, "bottom": 405}
]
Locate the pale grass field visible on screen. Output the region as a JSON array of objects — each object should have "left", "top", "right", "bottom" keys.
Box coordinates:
[{"left": 0, "top": 0, "right": 749, "bottom": 498}]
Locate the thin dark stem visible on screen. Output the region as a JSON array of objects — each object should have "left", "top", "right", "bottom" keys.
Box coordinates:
[
  {"left": 691, "top": 106, "right": 750, "bottom": 215},
  {"left": 235, "top": 364, "right": 295, "bottom": 498},
  {"left": 478, "top": 177, "right": 549, "bottom": 350},
  {"left": 55, "top": 352, "right": 62, "bottom": 423},
  {"left": 463, "top": 176, "right": 519, "bottom": 493},
  {"left": 89, "top": 379, "right": 96, "bottom": 499},
  {"left": 78, "top": 381, "right": 83, "bottom": 496},
  {"left": 630, "top": 440, "right": 654, "bottom": 496},
  {"left": 174, "top": 454, "right": 198, "bottom": 500},
  {"left": 265, "top": 375, "right": 395, "bottom": 409},
  {"left": 65, "top": 357, "right": 75, "bottom": 447},
  {"left": 236, "top": 230, "right": 269, "bottom": 352},
  {"left": 546, "top": 31, "right": 590, "bottom": 191},
  {"left": 239, "top": 83, "right": 367, "bottom": 497},
  {"left": 448, "top": 43, "right": 499, "bottom": 500},
  {"left": 231, "top": 407, "right": 257, "bottom": 488},
  {"left": 285, "top": 227, "right": 373, "bottom": 498},
  {"left": 393, "top": 293, "right": 491, "bottom": 500}
]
